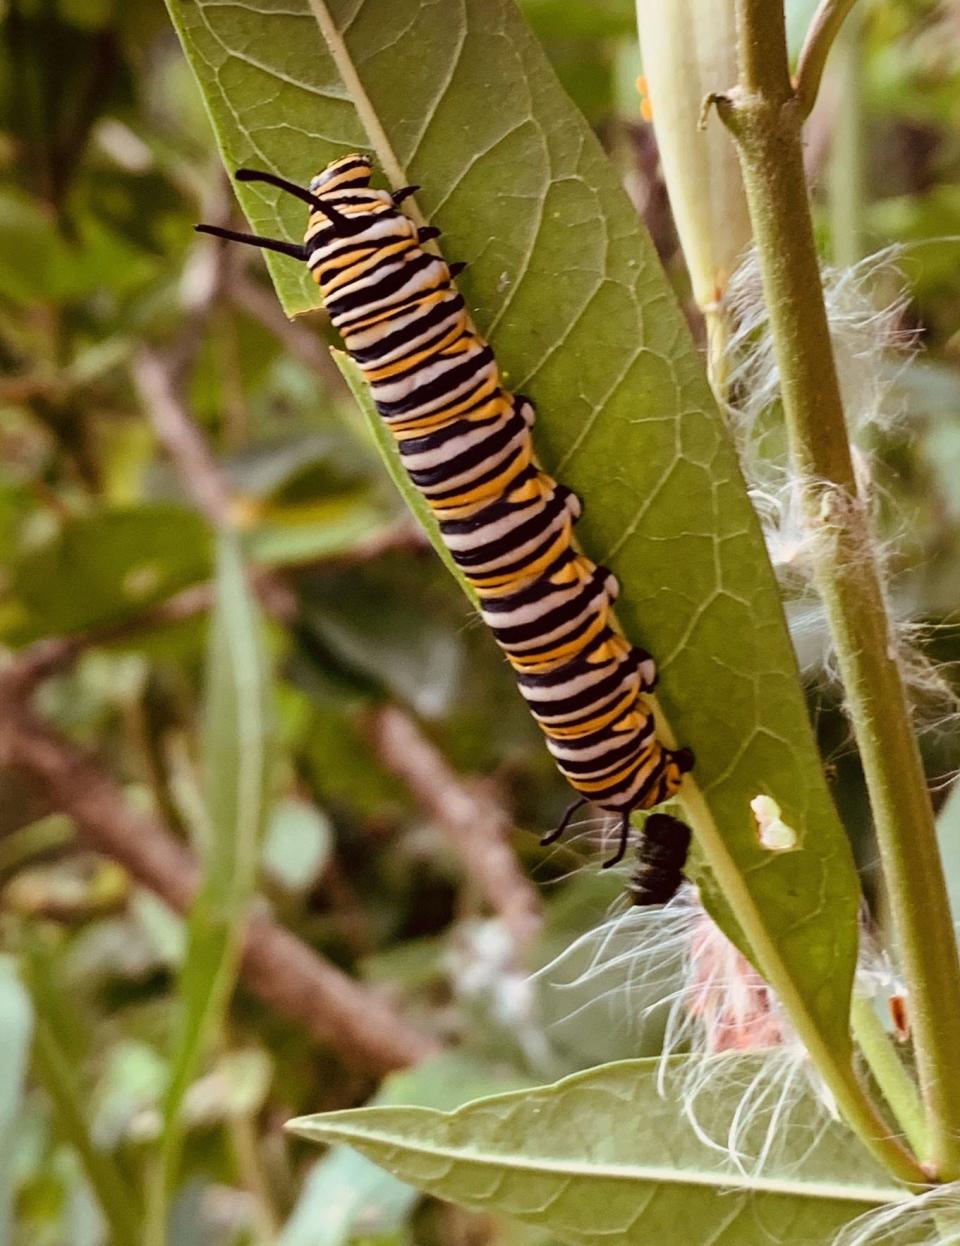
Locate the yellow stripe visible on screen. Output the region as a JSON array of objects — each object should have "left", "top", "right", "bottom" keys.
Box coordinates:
[
  {"left": 565, "top": 752, "right": 661, "bottom": 796},
  {"left": 322, "top": 240, "right": 417, "bottom": 293},
  {"left": 463, "top": 522, "right": 572, "bottom": 593}
]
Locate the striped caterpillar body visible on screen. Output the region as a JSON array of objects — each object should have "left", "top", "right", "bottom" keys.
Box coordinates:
[
  {"left": 627, "top": 813, "right": 691, "bottom": 906},
  {"left": 197, "top": 154, "right": 694, "bottom": 867}
]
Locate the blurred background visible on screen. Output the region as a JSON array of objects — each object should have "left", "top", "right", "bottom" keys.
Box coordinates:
[{"left": 1, "top": 1, "right": 960, "bottom": 1243}]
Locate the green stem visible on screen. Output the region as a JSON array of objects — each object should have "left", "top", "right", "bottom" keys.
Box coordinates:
[
  {"left": 718, "top": 0, "right": 960, "bottom": 1179},
  {"left": 795, "top": 0, "right": 860, "bottom": 120},
  {"left": 851, "top": 994, "right": 929, "bottom": 1165},
  {"left": 32, "top": 1018, "right": 143, "bottom": 1246}
]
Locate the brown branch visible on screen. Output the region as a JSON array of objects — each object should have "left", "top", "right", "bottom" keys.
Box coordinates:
[
  {"left": 132, "top": 346, "right": 235, "bottom": 530},
  {"left": 366, "top": 705, "right": 542, "bottom": 951},
  {"left": 1, "top": 574, "right": 296, "bottom": 697},
  {"left": 2, "top": 513, "right": 431, "bottom": 697},
  {"left": 0, "top": 693, "right": 438, "bottom": 1075}
]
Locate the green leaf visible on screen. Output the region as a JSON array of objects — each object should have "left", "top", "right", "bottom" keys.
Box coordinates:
[
  {"left": 4, "top": 505, "right": 212, "bottom": 642},
  {"left": 247, "top": 496, "right": 388, "bottom": 567},
  {"left": 167, "top": 0, "right": 860, "bottom": 1080},
  {"left": 280, "top": 1144, "right": 418, "bottom": 1246},
  {"left": 300, "top": 556, "right": 465, "bottom": 718},
  {"left": 282, "top": 1052, "right": 529, "bottom": 1246},
  {"left": 288, "top": 1058, "right": 906, "bottom": 1246},
  {"left": 0, "top": 188, "right": 159, "bottom": 305},
  {"left": 158, "top": 533, "right": 272, "bottom": 1197}
]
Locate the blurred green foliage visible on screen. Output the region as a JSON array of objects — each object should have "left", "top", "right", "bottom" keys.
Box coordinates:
[{"left": 1, "top": 1, "right": 960, "bottom": 1243}]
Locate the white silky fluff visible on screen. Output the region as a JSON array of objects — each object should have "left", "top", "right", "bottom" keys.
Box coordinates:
[
  {"left": 833, "top": 1184, "right": 960, "bottom": 1245},
  {"left": 723, "top": 247, "right": 959, "bottom": 739},
  {"left": 529, "top": 880, "right": 845, "bottom": 1176}
]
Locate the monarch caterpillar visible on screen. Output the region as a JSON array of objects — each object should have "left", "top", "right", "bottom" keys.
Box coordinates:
[
  {"left": 627, "top": 813, "right": 691, "bottom": 906},
  {"left": 197, "top": 154, "right": 694, "bottom": 867}
]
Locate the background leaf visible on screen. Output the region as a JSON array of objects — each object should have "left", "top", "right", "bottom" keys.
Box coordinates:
[
  {"left": 3, "top": 506, "right": 212, "bottom": 642},
  {"left": 289, "top": 1057, "right": 906, "bottom": 1246},
  {"left": 937, "top": 779, "right": 960, "bottom": 933},
  {"left": 158, "top": 532, "right": 272, "bottom": 1199}
]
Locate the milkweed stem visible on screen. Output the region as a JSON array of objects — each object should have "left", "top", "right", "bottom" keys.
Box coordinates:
[{"left": 714, "top": 0, "right": 960, "bottom": 1181}]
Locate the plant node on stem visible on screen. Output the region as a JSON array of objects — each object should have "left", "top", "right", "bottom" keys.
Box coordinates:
[{"left": 714, "top": 0, "right": 960, "bottom": 1181}]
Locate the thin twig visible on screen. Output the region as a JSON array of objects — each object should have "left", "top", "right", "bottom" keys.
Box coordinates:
[
  {"left": 132, "top": 346, "right": 235, "bottom": 529},
  {"left": 367, "top": 704, "right": 542, "bottom": 951},
  {"left": 0, "top": 694, "right": 438, "bottom": 1075},
  {"left": 230, "top": 272, "right": 345, "bottom": 393},
  {"left": 1, "top": 516, "right": 428, "bottom": 696},
  {"left": 794, "top": 0, "right": 860, "bottom": 120},
  {"left": 0, "top": 574, "right": 294, "bottom": 696}
]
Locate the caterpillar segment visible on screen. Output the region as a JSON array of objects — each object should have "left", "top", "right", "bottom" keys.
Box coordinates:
[{"left": 196, "top": 153, "right": 694, "bottom": 868}]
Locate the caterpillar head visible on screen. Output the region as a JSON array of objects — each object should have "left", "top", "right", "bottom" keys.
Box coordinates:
[{"left": 309, "top": 153, "right": 373, "bottom": 195}]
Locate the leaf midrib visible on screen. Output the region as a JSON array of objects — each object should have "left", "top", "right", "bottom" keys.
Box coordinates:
[{"left": 288, "top": 1117, "right": 904, "bottom": 1206}]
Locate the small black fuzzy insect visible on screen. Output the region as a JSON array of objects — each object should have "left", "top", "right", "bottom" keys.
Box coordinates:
[{"left": 627, "top": 813, "right": 691, "bottom": 906}]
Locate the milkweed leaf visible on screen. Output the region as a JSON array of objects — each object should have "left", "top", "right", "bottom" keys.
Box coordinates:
[
  {"left": 288, "top": 1057, "right": 906, "bottom": 1246},
  {"left": 167, "top": 0, "right": 860, "bottom": 1078}
]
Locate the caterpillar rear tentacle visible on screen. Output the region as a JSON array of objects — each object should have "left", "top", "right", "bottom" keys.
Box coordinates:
[
  {"left": 540, "top": 796, "right": 589, "bottom": 847},
  {"left": 197, "top": 154, "right": 694, "bottom": 868}
]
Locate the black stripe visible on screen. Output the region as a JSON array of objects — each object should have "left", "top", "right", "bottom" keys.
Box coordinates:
[
  {"left": 516, "top": 631, "right": 634, "bottom": 692},
  {"left": 312, "top": 230, "right": 415, "bottom": 285},
  {"left": 446, "top": 492, "right": 570, "bottom": 570},
  {"left": 527, "top": 686, "right": 633, "bottom": 733},
  {"left": 397, "top": 409, "right": 502, "bottom": 458},
  {"left": 465, "top": 525, "right": 570, "bottom": 588},
  {"left": 548, "top": 716, "right": 655, "bottom": 764},
  {"left": 554, "top": 739, "right": 651, "bottom": 780},
  {"left": 349, "top": 294, "right": 465, "bottom": 366},
  {"left": 582, "top": 757, "right": 666, "bottom": 809},
  {"left": 440, "top": 482, "right": 569, "bottom": 537},
  {"left": 326, "top": 250, "right": 440, "bottom": 319},
  {"left": 367, "top": 330, "right": 487, "bottom": 390},
  {"left": 307, "top": 205, "right": 396, "bottom": 248},
  {"left": 416, "top": 451, "right": 533, "bottom": 503},
  {"left": 487, "top": 567, "right": 609, "bottom": 645},
  {"left": 477, "top": 549, "right": 578, "bottom": 611},
  {"left": 374, "top": 343, "right": 496, "bottom": 419},
  {"left": 494, "top": 610, "right": 605, "bottom": 665},
  {"left": 319, "top": 158, "right": 370, "bottom": 180},
  {"left": 403, "top": 409, "right": 527, "bottom": 489}
]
